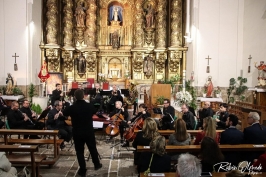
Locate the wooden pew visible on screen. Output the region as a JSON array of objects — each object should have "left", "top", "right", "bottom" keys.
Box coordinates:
[
  {"left": 0, "top": 129, "right": 61, "bottom": 166},
  {"left": 137, "top": 144, "right": 266, "bottom": 153},
  {"left": 134, "top": 130, "right": 224, "bottom": 136},
  {"left": 140, "top": 172, "right": 266, "bottom": 177},
  {"left": 0, "top": 145, "right": 41, "bottom": 177}
]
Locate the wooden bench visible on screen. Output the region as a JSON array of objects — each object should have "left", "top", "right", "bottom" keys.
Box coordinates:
[
  {"left": 140, "top": 172, "right": 266, "bottom": 177},
  {"left": 0, "top": 145, "right": 40, "bottom": 177},
  {"left": 7, "top": 154, "right": 46, "bottom": 177},
  {"left": 134, "top": 130, "right": 224, "bottom": 136},
  {"left": 137, "top": 144, "right": 266, "bottom": 153},
  {"left": 0, "top": 129, "right": 61, "bottom": 166}
]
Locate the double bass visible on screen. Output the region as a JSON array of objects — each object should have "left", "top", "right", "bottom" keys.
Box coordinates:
[
  {"left": 105, "top": 108, "right": 125, "bottom": 137},
  {"left": 123, "top": 114, "right": 144, "bottom": 142}
]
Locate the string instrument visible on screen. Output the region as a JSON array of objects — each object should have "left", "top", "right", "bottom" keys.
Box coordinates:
[
  {"left": 105, "top": 106, "right": 126, "bottom": 137},
  {"left": 124, "top": 113, "right": 144, "bottom": 142}
]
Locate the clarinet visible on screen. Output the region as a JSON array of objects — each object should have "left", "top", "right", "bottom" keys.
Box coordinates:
[{"left": 18, "top": 109, "right": 35, "bottom": 126}]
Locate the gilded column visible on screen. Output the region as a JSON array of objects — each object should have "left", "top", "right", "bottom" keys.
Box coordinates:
[
  {"left": 134, "top": 0, "right": 144, "bottom": 48},
  {"left": 85, "top": 0, "right": 97, "bottom": 48},
  {"left": 170, "top": 0, "right": 182, "bottom": 47},
  {"left": 46, "top": 0, "right": 58, "bottom": 44},
  {"left": 63, "top": 0, "right": 74, "bottom": 48},
  {"left": 156, "top": 0, "right": 167, "bottom": 48}
]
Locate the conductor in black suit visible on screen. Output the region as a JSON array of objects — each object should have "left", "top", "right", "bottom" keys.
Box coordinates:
[
  {"left": 63, "top": 89, "right": 102, "bottom": 177},
  {"left": 244, "top": 112, "right": 266, "bottom": 161},
  {"left": 220, "top": 114, "right": 244, "bottom": 165},
  {"left": 51, "top": 83, "right": 63, "bottom": 106}
]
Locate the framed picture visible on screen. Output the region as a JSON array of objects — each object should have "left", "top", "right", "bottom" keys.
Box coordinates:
[{"left": 46, "top": 72, "right": 63, "bottom": 95}]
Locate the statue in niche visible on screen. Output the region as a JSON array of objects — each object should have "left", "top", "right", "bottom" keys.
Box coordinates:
[
  {"left": 6, "top": 73, "right": 14, "bottom": 95},
  {"left": 75, "top": 3, "right": 86, "bottom": 27},
  {"left": 109, "top": 6, "right": 123, "bottom": 22},
  {"left": 76, "top": 54, "right": 86, "bottom": 73},
  {"left": 144, "top": 55, "right": 154, "bottom": 78},
  {"left": 254, "top": 61, "right": 266, "bottom": 86},
  {"left": 144, "top": 4, "right": 155, "bottom": 28},
  {"left": 112, "top": 31, "right": 120, "bottom": 49}
]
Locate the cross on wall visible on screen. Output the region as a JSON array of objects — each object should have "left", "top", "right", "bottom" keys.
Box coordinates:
[{"left": 12, "top": 53, "right": 19, "bottom": 71}]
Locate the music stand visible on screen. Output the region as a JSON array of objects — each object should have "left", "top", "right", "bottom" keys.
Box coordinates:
[
  {"left": 153, "top": 108, "right": 163, "bottom": 114},
  {"left": 38, "top": 107, "right": 51, "bottom": 140},
  {"left": 100, "top": 90, "right": 111, "bottom": 96}
]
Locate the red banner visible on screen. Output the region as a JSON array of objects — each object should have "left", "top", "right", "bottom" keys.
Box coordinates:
[{"left": 38, "top": 61, "right": 50, "bottom": 82}]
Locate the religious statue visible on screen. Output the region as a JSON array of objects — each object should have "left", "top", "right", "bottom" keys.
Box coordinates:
[
  {"left": 77, "top": 54, "right": 86, "bottom": 73},
  {"left": 6, "top": 73, "right": 14, "bottom": 95},
  {"left": 75, "top": 3, "right": 86, "bottom": 27},
  {"left": 112, "top": 31, "right": 120, "bottom": 49},
  {"left": 113, "top": 7, "right": 119, "bottom": 21},
  {"left": 143, "top": 55, "right": 154, "bottom": 78},
  {"left": 204, "top": 76, "right": 213, "bottom": 97},
  {"left": 109, "top": 6, "right": 123, "bottom": 22},
  {"left": 254, "top": 61, "right": 266, "bottom": 86},
  {"left": 144, "top": 4, "right": 155, "bottom": 28}
]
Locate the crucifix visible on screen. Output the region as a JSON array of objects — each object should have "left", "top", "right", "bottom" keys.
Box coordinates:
[
  {"left": 205, "top": 55, "right": 211, "bottom": 73},
  {"left": 12, "top": 53, "right": 19, "bottom": 71},
  {"left": 248, "top": 55, "right": 252, "bottom": 73}
]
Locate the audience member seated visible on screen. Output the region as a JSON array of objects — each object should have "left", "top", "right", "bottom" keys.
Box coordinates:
[
  {"left": 138, "top": 136, "right": 171, "bottom": 175},
  {"left": 20, "top": 100, "right": 45, "bottom": 138},
  {"left": 176, "top": 153, "right": 202, "bottom": 177},
  {"left": 0, "top": 152, "right": 17, "bottom": 177},
  {"left": 7, "top": 101, "right": 42, "bottom": 139},
  {"left": 215, "top": 103, "right": 229, "bottom": 129},
  {"left": 199, "top": 136, "right": 224, "bottom": 172},
  {"left": 181, "top": 104, "right": 196, "bottom": 130},
  {"left": 168, "top": 119, "right": 191, "bottom": 160},
  {"left": 47, "top": 100, "right": 72, "bottom": 149},
  {"left": 220, "top": 114, "right": 244, "bottom": 165},
  {"left": 198, "top": 101, "right": 214, "bottom": 129},
  {"left": 194, "top": 117, "right": 220, "bottom": 145},
  {"left": 253, "top": 154, "right": 266, "bottom": 172},
  {"left": 132, "top": 118, "right": 159, "bottom": 166},
  {"left": 159, "top": 99, "right": 175, "bottom": 130},
  {"left": 243, "top": 112, "right": 266, "bottom": 162}
]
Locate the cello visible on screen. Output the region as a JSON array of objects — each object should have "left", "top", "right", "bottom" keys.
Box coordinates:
[
  {"left": 105, "top": 108, "right": 125, "bottom": 137},
  {"left": 124, "top": 114, "right": 144, "bottom": 142}
]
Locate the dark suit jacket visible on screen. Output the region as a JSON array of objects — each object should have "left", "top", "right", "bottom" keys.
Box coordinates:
[
  {"left": 182, "top": 111, "right": 195, "bottom": 130},
  {"left": 63, "top": 100, "right": 96, "bottom": 136},
  {"left": 20, "top": 107, "right": 35, "bottom": 120},
  {"left": 109, "top": 90, "right": 123, "bottom": 104},
  {"left": 243, "top": 123, "right": 266, "bottom": 161},
  {"left": 198, "top": 107, "right": 214, "bottom": 127},
  {"left": 51, "top": 89, "right": 62, "bottom": 106},
  {"left": 217, "top": 111, "right": 229, "bottom": 129},
  {"left": 47, "top": 108, "right": 67, "bottom": 129},
  {"left": 7, "top": 109, "right": 26, "bottom": 129},
  {"left": 162, "top": 105, "right": 175, "bottom": 123},
  {"left": 220, "top": 127, "right": 244, "bottom": 145}
]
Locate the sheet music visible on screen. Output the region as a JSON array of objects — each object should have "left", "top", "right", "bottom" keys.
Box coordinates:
[{"left": 93, "top": 121, "right": 104, "bottom": 128}]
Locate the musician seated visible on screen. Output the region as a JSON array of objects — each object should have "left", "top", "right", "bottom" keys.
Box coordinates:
[
  {"left": 90, "top": 83, "right": 103, "bottom": 113},
  {"left": 7, "top": 101, "right": 40, "bottom": 139},
  {"left": 107, "top": 85, "right": 123, "bottom": 113},
  {"left": 160, "top": 99, "right": 175, "bottom": 130},
  {"left": 0, "top": 91, "right": 10, "bottom": 115},
  {"left": 109, "top": 101, "right": 128, "bottom": 145},
  {"left": 47, "top": 100, "right": 72, "bottom": 149},
  {"left": 128, "top": 103, "right": 150, "bottom": 124}
]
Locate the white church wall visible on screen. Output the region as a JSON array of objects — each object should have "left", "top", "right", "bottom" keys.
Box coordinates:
[
  {"left": 243, "top": 0, "right": 266, "bottom": 87},
  {"left": 0, "top": 0, "right": 41, "bottom": 87},
  {"left": 187, "top": 0, "right": 244, "bottom": 88}
]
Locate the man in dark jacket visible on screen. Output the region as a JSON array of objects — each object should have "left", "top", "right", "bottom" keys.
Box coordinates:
[
  {"left": 181, "top": 104, "right": 196, "bottom": 130},
  {"left": 243, "top": 112, "right": 266, "bottom": 162},
  {"left": 220, "top": 114, "right": 244, "bottom": 165},
  {"left": 215, "top": 103, "right": 229, "bottom": 129},
  {"left": 51, "top": 83, "right": 63, "bottom": 106},
  {"left": 198, "top": 101, "right": 214, "bottom": 129},
  {"left": 160, "top": 99, "right": 175, "bottom": 130},
  {"left": 47, "top": 100, "right": 72, "bottom": 149},
  {"left": 63, "top": 89, "right": 102, "bottom": 177}
]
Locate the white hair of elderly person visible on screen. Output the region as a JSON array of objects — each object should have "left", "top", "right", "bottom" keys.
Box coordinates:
[
  {"left": 0, "top": 152, "right": 17, "bottom": 177},
  {"left": 176, "top": 153, "right": 202, "bottom": 177}
]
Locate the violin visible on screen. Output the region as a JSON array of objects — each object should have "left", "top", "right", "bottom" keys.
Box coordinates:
[{"left": 105, "top": 105, "right": 126, "bottom": 137}]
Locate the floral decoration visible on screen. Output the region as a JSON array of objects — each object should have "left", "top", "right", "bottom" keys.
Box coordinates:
[
  {"left": 174, "top": 91, "right": 193, "bottom": 106},
  {"left": 98, "top": 73, "right": 107, "bottom": 83}
]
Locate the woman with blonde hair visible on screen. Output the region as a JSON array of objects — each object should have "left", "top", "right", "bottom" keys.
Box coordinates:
[
  {"left": 194, "top": 117, "right": 219, "bottom": 145},
  {"left": 133, "top": 118, "right": 160, "bottom": 166},
  {"left": 138, "top": 136, "right": 171, "bottom": 174}
]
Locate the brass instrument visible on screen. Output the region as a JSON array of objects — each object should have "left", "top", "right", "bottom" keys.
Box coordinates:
[{"left": 125, "top": 86, "right": 138, "bottom": 105}]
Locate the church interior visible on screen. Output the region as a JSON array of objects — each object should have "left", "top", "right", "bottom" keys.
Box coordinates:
[{"left": 1, "top": 0, "right": 266, "bottom": 176}]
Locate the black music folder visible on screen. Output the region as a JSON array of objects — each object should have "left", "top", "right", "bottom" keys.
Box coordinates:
[
  {"left": 153, "top": 108, "right": 163, "bottom": 114},
  {"left": 100, "top": 90, "right": 112, "bottom": 96}
]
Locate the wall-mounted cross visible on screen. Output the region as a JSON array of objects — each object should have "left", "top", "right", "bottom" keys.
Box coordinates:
[
  {"left": 248, "top": 55, "right": 252, "bottom": 73},
  {"left": 205, "top": 55, "right": 211, "bottom": 73},
  {"left": 12, "top": 53, "right": 19, "bottom": 71}
]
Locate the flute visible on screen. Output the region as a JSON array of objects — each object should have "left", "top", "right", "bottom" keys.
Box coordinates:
[{"left": 18, "top": 109, "right": 35, "bottom": 125}]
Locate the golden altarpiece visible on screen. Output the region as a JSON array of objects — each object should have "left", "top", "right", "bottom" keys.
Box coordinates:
[{"left": 39, "top": 0, "right": 188, "bottom": 87}]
